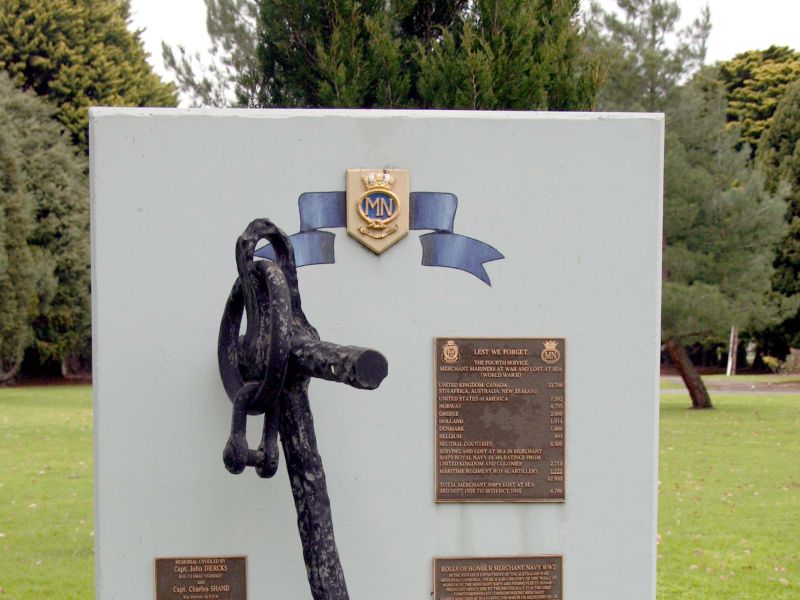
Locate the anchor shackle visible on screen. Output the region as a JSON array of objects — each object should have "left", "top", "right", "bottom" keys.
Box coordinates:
[{"left": 218, "top": 220, "right": 295, "bottom": 417}]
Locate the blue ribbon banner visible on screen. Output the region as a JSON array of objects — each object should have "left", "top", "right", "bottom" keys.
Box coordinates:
[{"left": 256, "top": 192, "right": 504, "bottom": 285}]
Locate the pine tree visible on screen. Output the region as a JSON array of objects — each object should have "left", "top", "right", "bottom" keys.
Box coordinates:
[
  {"left": 589, "top": 2, "right": 798, "bottom": 405},
  {"left": 163, "top": 0, "right": 258, "bottom": 107},
  {"left": 756, "top": 79, "right": 800, "bottom": 356},
  {"left": 167, "top": 0, "right": 605, "bottom": 110},
  {"left": 0, "top": 75, "right": 89, "bottom": 380},
  {"left": 0, "top": 82, "right": 38, "bottom": 381},
  {"left": 719, "top": 47, "right": 800, "bottom": 153},
  {"left": 0, "top": 0, "right": 177, "bottom": 149},
  {"left": 417, "top": 0, "right": 602, "bottom": 110},
  {"left": 662, "top": 70, "right": 794, "bottom": 406},
  {"left": 249, "top": 0, "right": 453, "bottom": 108},
  {"left": 0, "top": 0, "right": 171, "bottom": 377},
  {"left": 759, "top": 78, "right": 800, "bottom": 297},
  {"left": 588, "top": 0, "right": 716, "bottom": 406},
  {"left": 585, "top": 0, "right": 710, "bottom": 112}
]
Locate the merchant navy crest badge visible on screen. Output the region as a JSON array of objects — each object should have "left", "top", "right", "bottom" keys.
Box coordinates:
[
  {"left": 346, "top": 168, "right": 410, "bottom": 254},
  {"left": 541, "top": 340, "right": 561, "bottom": 365},
  {"left": 442, "top": 340, "right": 460, "bottom": 364}
]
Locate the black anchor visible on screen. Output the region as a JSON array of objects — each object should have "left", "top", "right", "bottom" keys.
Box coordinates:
[{"left": 217, "top": 219, "right": 388, "bottom": 600}]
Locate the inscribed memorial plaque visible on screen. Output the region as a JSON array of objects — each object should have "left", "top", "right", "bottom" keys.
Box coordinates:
[
  {"left": 433, "top": 556, "right": 563, "bottom": 600},
  {"left": 435, "top": 338, "right": 565, "bottom": 502},
  {"left": 154, "top": 556, "right": 247, "bottom": 600}
]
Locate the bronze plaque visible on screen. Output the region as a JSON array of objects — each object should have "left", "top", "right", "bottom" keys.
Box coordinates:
[
  {"left": 435, "top": 338, "right": 565, "bottom": 502},
  {"left": 434, "top": 556, "right": 563, "bottom": 600},
  {"left": 155, "top": 556, "right": 247, "bottom": 600}
]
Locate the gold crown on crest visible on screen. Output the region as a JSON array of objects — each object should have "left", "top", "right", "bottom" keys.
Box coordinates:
[
  {"left": 543, "top": 340, "right": 559, "bottom": 350},
  {"left": 362, "top": 170, "right": 396, "bottom": 190}
]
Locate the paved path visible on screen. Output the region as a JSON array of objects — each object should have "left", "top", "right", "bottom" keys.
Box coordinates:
[
  {"left": 661, "top": 376, "right": 800, "bottom": 395},
  {"left": 661, "top": 387, "right": 800, "bottom": 396}
]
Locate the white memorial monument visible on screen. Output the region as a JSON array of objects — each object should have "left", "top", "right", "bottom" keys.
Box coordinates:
[{"left": 91, "top": 109, "right": 663, "bottom": 599}]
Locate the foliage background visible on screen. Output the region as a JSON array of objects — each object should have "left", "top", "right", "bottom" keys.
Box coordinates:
[
  {"left": 0, "top": 0, "right": 176, "bottom": 149},
  {"left": 0, "top": 0, "right": 176, "bottom": 379},
  {"left": 0, "top": 75, "right": 88, "bottom": 381}
]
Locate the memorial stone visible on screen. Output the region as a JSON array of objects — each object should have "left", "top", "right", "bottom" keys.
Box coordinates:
[{"left": 91, "top": 109, "right": 663, "bottom": 599}]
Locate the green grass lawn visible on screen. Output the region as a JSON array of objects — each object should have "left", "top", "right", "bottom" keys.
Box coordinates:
[
  {"left": 0, "top": 385, "right": 798, "bottom": 598},
  {"left": 658, "top": 393, "right": 799, "bottom": 598},
  {"left": 0, "top": 386, "right": 93, "bottom": 599}
]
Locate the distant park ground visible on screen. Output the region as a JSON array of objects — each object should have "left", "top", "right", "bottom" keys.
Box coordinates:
[{"left": 0, "top": 381, "right": 797, "bottom": 599}]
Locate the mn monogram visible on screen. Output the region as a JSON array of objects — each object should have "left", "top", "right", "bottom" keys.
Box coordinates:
[
  {"left": 346, "top": 168, "right": 410, "bottom": 254},
  {"left": 541, "top": 340, "right": 562, "bottom": 364},
  {"left": 357, "top": 171, "right": 401, "bottom": 239}
]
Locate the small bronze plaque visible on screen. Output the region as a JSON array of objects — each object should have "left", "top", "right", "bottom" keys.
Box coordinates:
[
  {"left": 155, "top": 556, "right": 247, "bottom": 600},
  {"left": 434, "top": 556, "right": 563, "bottom": 600},
  {"left": 435, "top": 338, "right": 565, "bottom": 502}
]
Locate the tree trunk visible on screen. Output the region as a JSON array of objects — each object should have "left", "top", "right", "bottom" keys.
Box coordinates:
[
  {"left": 0, "top": 358, "right": 22, "bottom": 384},
  {"left": 726, "top": 326, "right": 738, "bottom": 376},
  {"left": 61, "top": 351, "right": 91, "bottom": 380},
  {"left": 666, "top": 338, "right": 713, "bottom": 409}
]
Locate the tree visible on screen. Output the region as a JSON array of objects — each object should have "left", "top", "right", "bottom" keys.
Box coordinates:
[
  {"left": 662, "top": 70, "right": 793, "bottom": 407},
  {"left": 0, "top": 0, "right": 177, "bottom": 149},
  {"left": 2, "top": 76, "right": 91, "bottom": 375},
  {"left": 755, "top": 78, "right": 800, "bottom": 357},
  {"left": 585, "top": 0, "right": 710, "bottom": 112},
  {"left": 416, "top": 0, "right": 603, "bottom": 110},
  {"left": 163, "top": 0, "right": 258, "bottom": 107},
  {"left": 0, "top": 75, "right": 88, "bottom": 381},
  {"left": 167, "top": 0, "right": 456, "bottom": 107},
  {"left": 719, "top": 47, "right": 800, "bottom": 153},
  {"left": 587, "top": 0, "right": 718, "bottom": 405},
  {"left": 0, "top": 89, "right": 38, "bottom": 382},
  {"left": 169, "top": 0, "right": 606, "bottom": 110},
  {"left": 590, "top": 3, "right": 796, "bottom": 406},
  {"left": 285, "top": 0, "right": 604, "bottom": 109},
  {"left": 0, "top": 0, "right": 174, "bottom": 379},
  {"left": 758, "top": 78, "right": 800, "bottom": 297}
]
